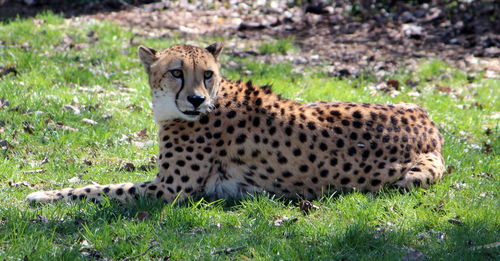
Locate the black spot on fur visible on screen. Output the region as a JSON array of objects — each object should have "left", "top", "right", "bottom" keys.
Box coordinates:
[
  {"left": 232, "top": 133, "right": 246, "bottom": 144},
  {"left": 352, "top": 111, "right": 362, "bottom": 119},
  {"left": 340, "top": 177, "right": 350, "bottom": 185},
  {"left": 343, "top": 163, "right": 352, "bottom": 171},
  {"left": 199, "top": 115, "right": 209, "bottom": 124},
  {"left": 330, "top": 158, "right": 338, "bottom": 166},
  {"left": 227, "top": 110, "right": 236, "bottom": 118},
  {"left": 371, "top": 179, "right": 382, "bottom": 186}
]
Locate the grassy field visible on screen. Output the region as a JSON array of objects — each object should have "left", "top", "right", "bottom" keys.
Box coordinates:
[{"left": 0, "top": 13, "right": 498, "bottom": 260}]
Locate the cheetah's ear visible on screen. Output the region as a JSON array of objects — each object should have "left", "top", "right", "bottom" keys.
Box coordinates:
[
  {"left": 205, "top": 42, "right": 224, "bottom": 59},
  {"left": 138, "top": 45, "right": 158, "bottom": 71}
]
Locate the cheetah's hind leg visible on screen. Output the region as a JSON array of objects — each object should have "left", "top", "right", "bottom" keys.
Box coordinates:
[{"left": 393, "top": 151, "right": 446, "bottom": 189}]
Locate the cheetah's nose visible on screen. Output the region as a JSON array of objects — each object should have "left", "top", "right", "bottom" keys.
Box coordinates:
[{"left": 187, "top": 95, "right": 206, "bottom": 109}]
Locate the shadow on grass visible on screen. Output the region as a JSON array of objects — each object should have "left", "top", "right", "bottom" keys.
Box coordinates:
[{"left": 2, "top": 193, "right": 497, "bottom": 259}]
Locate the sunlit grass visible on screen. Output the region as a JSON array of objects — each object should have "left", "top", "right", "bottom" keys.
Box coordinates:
[
  {"left": 0, "top": 13, "right": 498, "bottom": 260},
  {"left": 257, "top": 37, "right": 296, "bottom": 55}
]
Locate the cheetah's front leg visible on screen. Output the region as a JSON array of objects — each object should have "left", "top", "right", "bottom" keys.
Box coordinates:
[{"left": 26, "top": 178, "right": 182, "bottom": 204}]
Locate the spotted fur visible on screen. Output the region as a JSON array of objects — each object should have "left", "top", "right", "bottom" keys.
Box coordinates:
[{"left": 27, "top": 43, "right": 446, "bottom": 204}]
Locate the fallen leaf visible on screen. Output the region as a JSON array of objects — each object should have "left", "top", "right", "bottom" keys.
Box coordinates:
[
  {"left": 273, "top": 216, "right": 298, "bottom": 226},
  {"left": 22, "top": 169, "right": 44, "bottom": 174},
  {"left": 449, "top": 181, "right": 467, "bottom": 190},
  {"left": 482, "top": 142, "right": 491, "bottom": 154},
  {"left": 40, "top": 157, "right": 49, "bottom": 165},
  {"left": 471, "top": 172, "right": 493, "bottom": 179},
  {"left": 387, "top": 79, "right": 400, "bottom": 90},
  {"left": 137, "top": 211, "right": 150, "bottom": 221},
  {"left": 401, "top": 24, "right": 424, "bottom": 39},
  {"left": 138, "top": 164, "right": 156, "bottom": 171},
  {"left": 432, "top": 200, "right": 446, "bottom": 214},
  {"left": 427, "top": 229, "right": 447, "bottom": 242},
  {"left": 401, "top": 247, "right": 426, "bottom": 261},
  {"left": 8, "top": 181, "right": 33, "bottom": 188},
  {"left": 436, "top": 85, "right": 452, "bottom": 93},
  {"left": 101, "top": 113, "right": 112, "bottom": 119},
  {"left": 405, "top": 79, "right": 418, "bottom": 88},
  {"left": 55, "top": 122, "right": 79, "bottom": 132},
  {"left": 68, "top": 176, "right": 82, "bottom": 183},
  {"left": 0, "top": 97, "right": 9, "bottom": 108},
  {"left": 473, "top": 102, "right": 484, "bottom": 110},
  {"left": 213, "top": 246, "right": 246, "bottom": 255},
  {"left": 30, "top": 215, "right": 48, "bottom": 224},
  {"left": 119, "top": 134, "right": 131, "bottom": 143},
  {"left": 79, "top": 248, "right": 103, "bottom": 260},
  {"left": 81, "top": 118, "right": 98, "bottom": 125},
  {"left": 63, "top": 104, "right": 81, "bottom": 115},
  {"left": 126, "top": 104, "right": 142, "bottom": 111},
  {"left": 446, "top": 165, "right": 455, "bottom": 174},
  {"left": 132, "top": 140, "right": 154, "bottom": 148},
  {"left": 407, "top": 91, "right": 420, "bottom": 97},
  {"left": 0, "top": 66, "right": 17, "bottom": 78},
  {"left": 134, "top": 128, "right": 148, "bottom": 137},
  {"left": 448, "top": 218, "right": 464, "bottom": 226},
  {"left": 121, "top": 162, "right": 136, "bottom": 171},
  {"left": 22, "top": 121, "right": 35, "bottom": 134},
  {"left": 0, "top": 139, "right": 13, "bottom": 149},
  {"left": 81, "top": 240, "right": 90, "bottom": 248},
  {"left": 298, "top": 200, "right": 320, "bottom": 215},
  {"left": 78, "top": 86, "right": 104, "bottom": 93},
  {"left": 83, "top": 159, "right": 92, "bottom": 166}
]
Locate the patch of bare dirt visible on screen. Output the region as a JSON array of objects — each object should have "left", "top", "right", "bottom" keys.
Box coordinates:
[
  {"left": 88, "top": 1, "right": 499, "bottom": 77},
  {"left": 0, "top": 0, "right": 156, "bottom": 20},
  {"left": 4, "top": 0, "right": 499, "bottom": 77}
]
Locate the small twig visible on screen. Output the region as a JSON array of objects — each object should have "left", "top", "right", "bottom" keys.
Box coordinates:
[
  {"left": 213, "top": 246, "right": 245, "bottom": 255},
  {"left": 122, "top": 242, "right": 158, "bottom": 261}
]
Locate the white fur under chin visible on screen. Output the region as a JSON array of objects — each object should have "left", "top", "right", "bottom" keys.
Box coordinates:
[{"left": 152, "top": 90, "right": 186, "bottom": 123}]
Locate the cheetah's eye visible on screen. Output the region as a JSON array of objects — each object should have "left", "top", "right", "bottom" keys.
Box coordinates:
[
  {"left": 170, "top": 69, "right": 183, "bottom": 78},
  {"left": 204, "top": 70, "right": 213, "bottom": 80}
]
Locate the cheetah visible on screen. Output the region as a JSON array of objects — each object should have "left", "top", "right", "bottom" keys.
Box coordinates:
[{"left": 27, "top": 43, "right": 446, "bottom": 204}]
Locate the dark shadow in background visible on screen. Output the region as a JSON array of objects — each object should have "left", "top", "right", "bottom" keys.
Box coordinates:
[{"left": 0, "top": 0, "right": 159, "bottom": 21}]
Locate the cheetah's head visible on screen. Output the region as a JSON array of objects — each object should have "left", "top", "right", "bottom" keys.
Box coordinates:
[{"left": 138, "top": 43, "right": 223, "bottom": 123}]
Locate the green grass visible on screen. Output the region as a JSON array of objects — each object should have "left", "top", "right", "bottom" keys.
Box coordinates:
[
  {"left": 257, "top": 37, "right": 296, "bottom": 55},
  {"left": 1, "top": 13, "right": 499, "bottom": 260}
]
